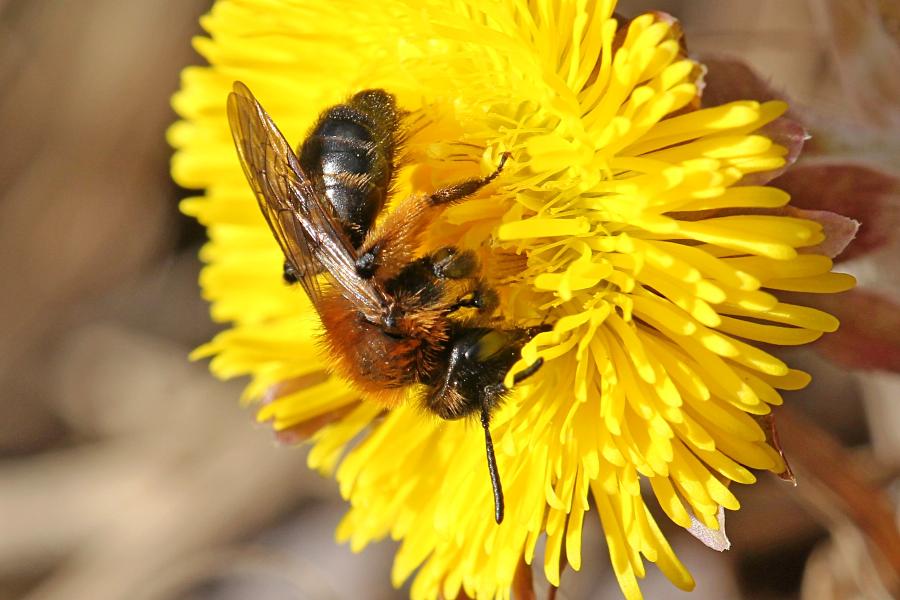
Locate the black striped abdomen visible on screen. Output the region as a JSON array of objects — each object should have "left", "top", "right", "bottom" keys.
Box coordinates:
[{"left": 299, "top": 90, "right": 400, "bottom": 249}]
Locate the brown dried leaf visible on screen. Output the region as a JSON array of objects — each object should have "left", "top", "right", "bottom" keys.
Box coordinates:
[
  {"left": 772, "top": 161, "right": 900, "bottom": 261},
  {"left": 512, "top": 557, "right": 536, "bottom": 600},
  {"left": 272, "top": 403, "right": 360, "bottom": 445},
  {"left": 260, "top": 372, "right": 331, "bottom": 403},
  {"left": 257, "top": 373, "right": 362, "bottom": 444},
  {"left": 700, "top": 56, "right": 780, "bottom": 107},
  {"left": 665, "top": 205, "right": 857, "bottom": 260},
  {"left": 743, "top": 118, "right": 808, "bottom": 186},
  {"left": 789, "top": 208, "right": 859, "bottom": 260},
  {"left": 812, "top": 290, "right": 900, "bottom": 372},
  {"left": 757, "top": 412, "right": 797, "bottom": 484},
  {"left": 699, "top": 56, "right": 808, "bottom": 185}
]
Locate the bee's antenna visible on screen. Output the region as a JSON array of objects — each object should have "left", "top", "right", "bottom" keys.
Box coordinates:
[{"left": 481, "top": 406, "right": 504, "bottom": 524}]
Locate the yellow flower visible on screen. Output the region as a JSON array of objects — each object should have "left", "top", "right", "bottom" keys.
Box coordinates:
[{"left": 170, "top": 1, "right": 855, "bottom": 598}]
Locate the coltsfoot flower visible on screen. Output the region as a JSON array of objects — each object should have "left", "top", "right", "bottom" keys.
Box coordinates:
[{"left": 170, "top": 1, "right": 856, "bottom": 598}]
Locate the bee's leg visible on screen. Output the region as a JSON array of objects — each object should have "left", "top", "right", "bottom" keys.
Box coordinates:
[
  {"left": 356, "top": 154, "right": 510, "bottom": 277},
  {"left": 429, "top": 329, "right": 540, "bottom": 417},
  {"left": 431, "top": 247, "right": 477, "bottom": 279},
  {"left": 511, "top": 356, "right": 544, "bottom": 385},
  {"left": 481, "top": 356, "right": 543, "bottom": 397},
  {"left": 427, "top": 152, "right": 510, "bottom": 206},
  {"left": 430, "top": 247, "right": 499, "bottom": 315},
  {"left": 446, "top": 285, "right": 498, "bottom": 317}
]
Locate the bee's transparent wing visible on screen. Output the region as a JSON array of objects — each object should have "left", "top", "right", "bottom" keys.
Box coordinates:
[{"left": 226, "top": 81, "right": 386, "bottom": 320}]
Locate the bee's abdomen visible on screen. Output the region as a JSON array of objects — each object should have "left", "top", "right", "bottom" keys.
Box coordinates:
[{"left": 300, "top": 90, "right": 400, "bottom": 248}]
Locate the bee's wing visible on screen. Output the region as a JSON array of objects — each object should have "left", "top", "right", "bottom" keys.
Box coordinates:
[{"left": 227, "top": 81, "right": 387, "bottom": 321}]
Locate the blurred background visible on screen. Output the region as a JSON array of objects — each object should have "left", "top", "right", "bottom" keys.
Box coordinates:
[{"left": 1, "top": 1, "right": 898, "bottom": 599}]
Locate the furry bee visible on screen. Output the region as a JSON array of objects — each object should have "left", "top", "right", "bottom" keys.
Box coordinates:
[{"left": 227, "top": 81, "right": 542, "bottom": 524}]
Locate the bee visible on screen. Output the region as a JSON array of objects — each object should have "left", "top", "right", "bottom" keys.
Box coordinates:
[{"left": 227, "top": 81, "right": 542, "bottom": 524}]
